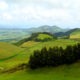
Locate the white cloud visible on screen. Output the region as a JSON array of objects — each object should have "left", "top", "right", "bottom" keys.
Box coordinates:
[
  {"left": 2, "top": 13, "right": 13, "bottom": 20},
  {"left": 0, "top": 1, "right": 8, "bottom": 10},
  {"left": 0, "top": 0, "right": 80, "bottom": 28}
]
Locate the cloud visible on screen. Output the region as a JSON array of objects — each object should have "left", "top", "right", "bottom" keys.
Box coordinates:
[
  {"left": 0, "top": 1, "right": 8, "bottom": 10},
  {"left": 2, "top": 13, "right": 13, "bottom": 20},
  {"left": 0, "top": 0, "right": 80, "bottom": 28}
]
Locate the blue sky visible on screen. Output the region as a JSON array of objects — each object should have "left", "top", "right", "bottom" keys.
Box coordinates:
[{"left": 0, "top": 0, "right": 80, "bottom": 28}]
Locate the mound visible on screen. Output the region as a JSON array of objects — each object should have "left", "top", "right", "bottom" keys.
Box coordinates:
[{"left": 16, "top": 32, "right": 56, "bottom": 46}]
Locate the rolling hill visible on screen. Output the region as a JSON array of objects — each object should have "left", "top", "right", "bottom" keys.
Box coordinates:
[
  {"left": 16, "top": 32, "right": 56, "bottom": 46},
  {"left": 69, "top": 28, "right": 80, "bottom": 39},
  {"left": 0, "top": 29, "right": 80, "bottom": 80},
  {"left": 0, "top": 42, "right": 22, "bottom": 60},
  {"left": 0, "top": 39, "right": 80, "bottom": 80},
  {"left": 0, "top": 39, "right": 79, "bottom": 70},
  {"left": 54, "top": 28, "right": 80, "bottom": 39}
]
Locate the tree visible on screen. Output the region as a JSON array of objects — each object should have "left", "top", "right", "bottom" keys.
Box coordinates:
[{"left": 28, "top": 43, "right": 80, "bottom": 69}]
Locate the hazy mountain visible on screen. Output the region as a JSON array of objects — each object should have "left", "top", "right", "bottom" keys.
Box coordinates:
[
  {"left": 27, "top": 25, "right": 69, "bottom": 34},
  {"left": 0, "top": 25, "right": 69, "bottom": 42}
]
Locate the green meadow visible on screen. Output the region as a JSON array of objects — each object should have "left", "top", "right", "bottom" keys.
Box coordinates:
[
  {"left": 1, "top": 61, "right": 80, "bottom": 80},
  {"left": 0, "top": 32, "right": 80, "bottom": 80}
]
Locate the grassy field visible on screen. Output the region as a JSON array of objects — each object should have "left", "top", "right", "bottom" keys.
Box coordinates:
[
  {"left": 70, "top": 34, "right": 80, "bottom": 39},
  {"left": 1, "top": 61, "right": 80, "bottom": 80},
  {"left": 0, "top": 42, "right": 22, "bottom": 59},
  {"left": 0, "top": 39, "right": 80, "bottom": 80},
  {"left": 0, "top": 39, "right": 79, "bottom": 69},
  {"left": 21, "top": 39, "right": 79, "bottom": 49},
  {"left": 0, "top": 29, "right": 30, "bottom": 42},
  {"left": 70, "top": 29, "right": 80, "bottom": 39}
]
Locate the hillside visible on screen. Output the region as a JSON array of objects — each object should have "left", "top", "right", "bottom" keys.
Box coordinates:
[
  {"left": 0, "top": 40, "right": 80, "bottom": 80},
  {"left": 69, "top": 28, "right": 80, "bottom": 39},
  {"left": 0, "top": 42, "right": 22, "bottom": 60},
  {"left": 20, "top": 39, "right": 78, "bottom": 49},
  {"left": 0, "top": 39, "right": 78, "bottom": 69},
  {"left": 0, "top": 29, "right": 80, "bottom": 80},
  {"left": 16, "top": 32, "right": 56, "bottom": 46},
  {"left": 54, "top": 28, "right": 80, "bottom": 39}
]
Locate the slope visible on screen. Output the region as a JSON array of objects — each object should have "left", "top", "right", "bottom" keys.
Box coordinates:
[
  {"left": 54, "top": 28, "right": 80, "bottom": 39},
  {"left": 0, "top": 39, "right": 78, "bottom": 70},
  {"left": 0, "top": 42, "right": 22, "bottom": 60},
  {"left": 16, "top": 32, "right": 56, "bottom": 46},
  {"left": 69, "top": 28, "right": 80, "bottom": 39}
]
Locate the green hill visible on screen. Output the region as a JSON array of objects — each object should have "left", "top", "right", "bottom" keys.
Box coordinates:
[
  {"left": 54, "top": 28, "right": 80, "bottom": 39},
  {"left": 0, "top": 39, "right": 78, "bottom": 69},
  {"left": 16, "top": 32, "right": 56, "bottom": 46},
  {"left": 0, "top": 42, "right": 22, "bottom": 60},
  {"left": 37, "top": 33, "right": 53, "bottom": 40},
  {"left": 69, "top": 28, "right": 80, "bottom": 39}
]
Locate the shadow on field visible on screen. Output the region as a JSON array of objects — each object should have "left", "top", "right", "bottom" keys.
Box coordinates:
[{"left": 1, "top": 63, "right": 27, "bottom": 73}]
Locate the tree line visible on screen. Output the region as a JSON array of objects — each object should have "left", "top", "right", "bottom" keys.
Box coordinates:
[{"left": 28, "top": 43, "right": 80, "bottom": 69}]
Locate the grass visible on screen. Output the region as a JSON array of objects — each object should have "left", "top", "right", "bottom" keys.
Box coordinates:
[
  {"left": 70, "top": 29, "right": 80, "bottom": 39},
  {"left": 37, "top": 34, "right": 53, "bottom": 40},
  {"left": 16, "top": 39, "right": 79, "bottom": 63},
  {"left": 0, "top": 39, "right": 80, "bottom": 80},
  {"left": 70, "top": 34, "right": 80, "bottom": 39},
  {"left": 0, "top": 39, "right": 78, "bottom": 69},
  {"left": 0, "top": 42, "right": 22, "bottom": 59},
  {"left": 21, "top": 39, "right": 79, "bottom": 49},
  {"left": 0, "top": 39, "right": 78, "bottom": 68},
  {"left": 1, "top": 61, "right": 80, "bottom": 80},
  {"left": 21, "top": 41, "right": 40, "bottom": 48}
]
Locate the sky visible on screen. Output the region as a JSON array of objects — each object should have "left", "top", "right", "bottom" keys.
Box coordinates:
[{"left": 0, "top": 0, "right": 80, "bottom": 28}]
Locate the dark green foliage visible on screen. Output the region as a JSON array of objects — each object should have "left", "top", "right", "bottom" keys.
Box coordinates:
[
  {"left": 64, "top": 46, "right": 76, "bottom": 64},
  {"left": 28, "top": 43, "right": 80, "bottom": 69}
]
